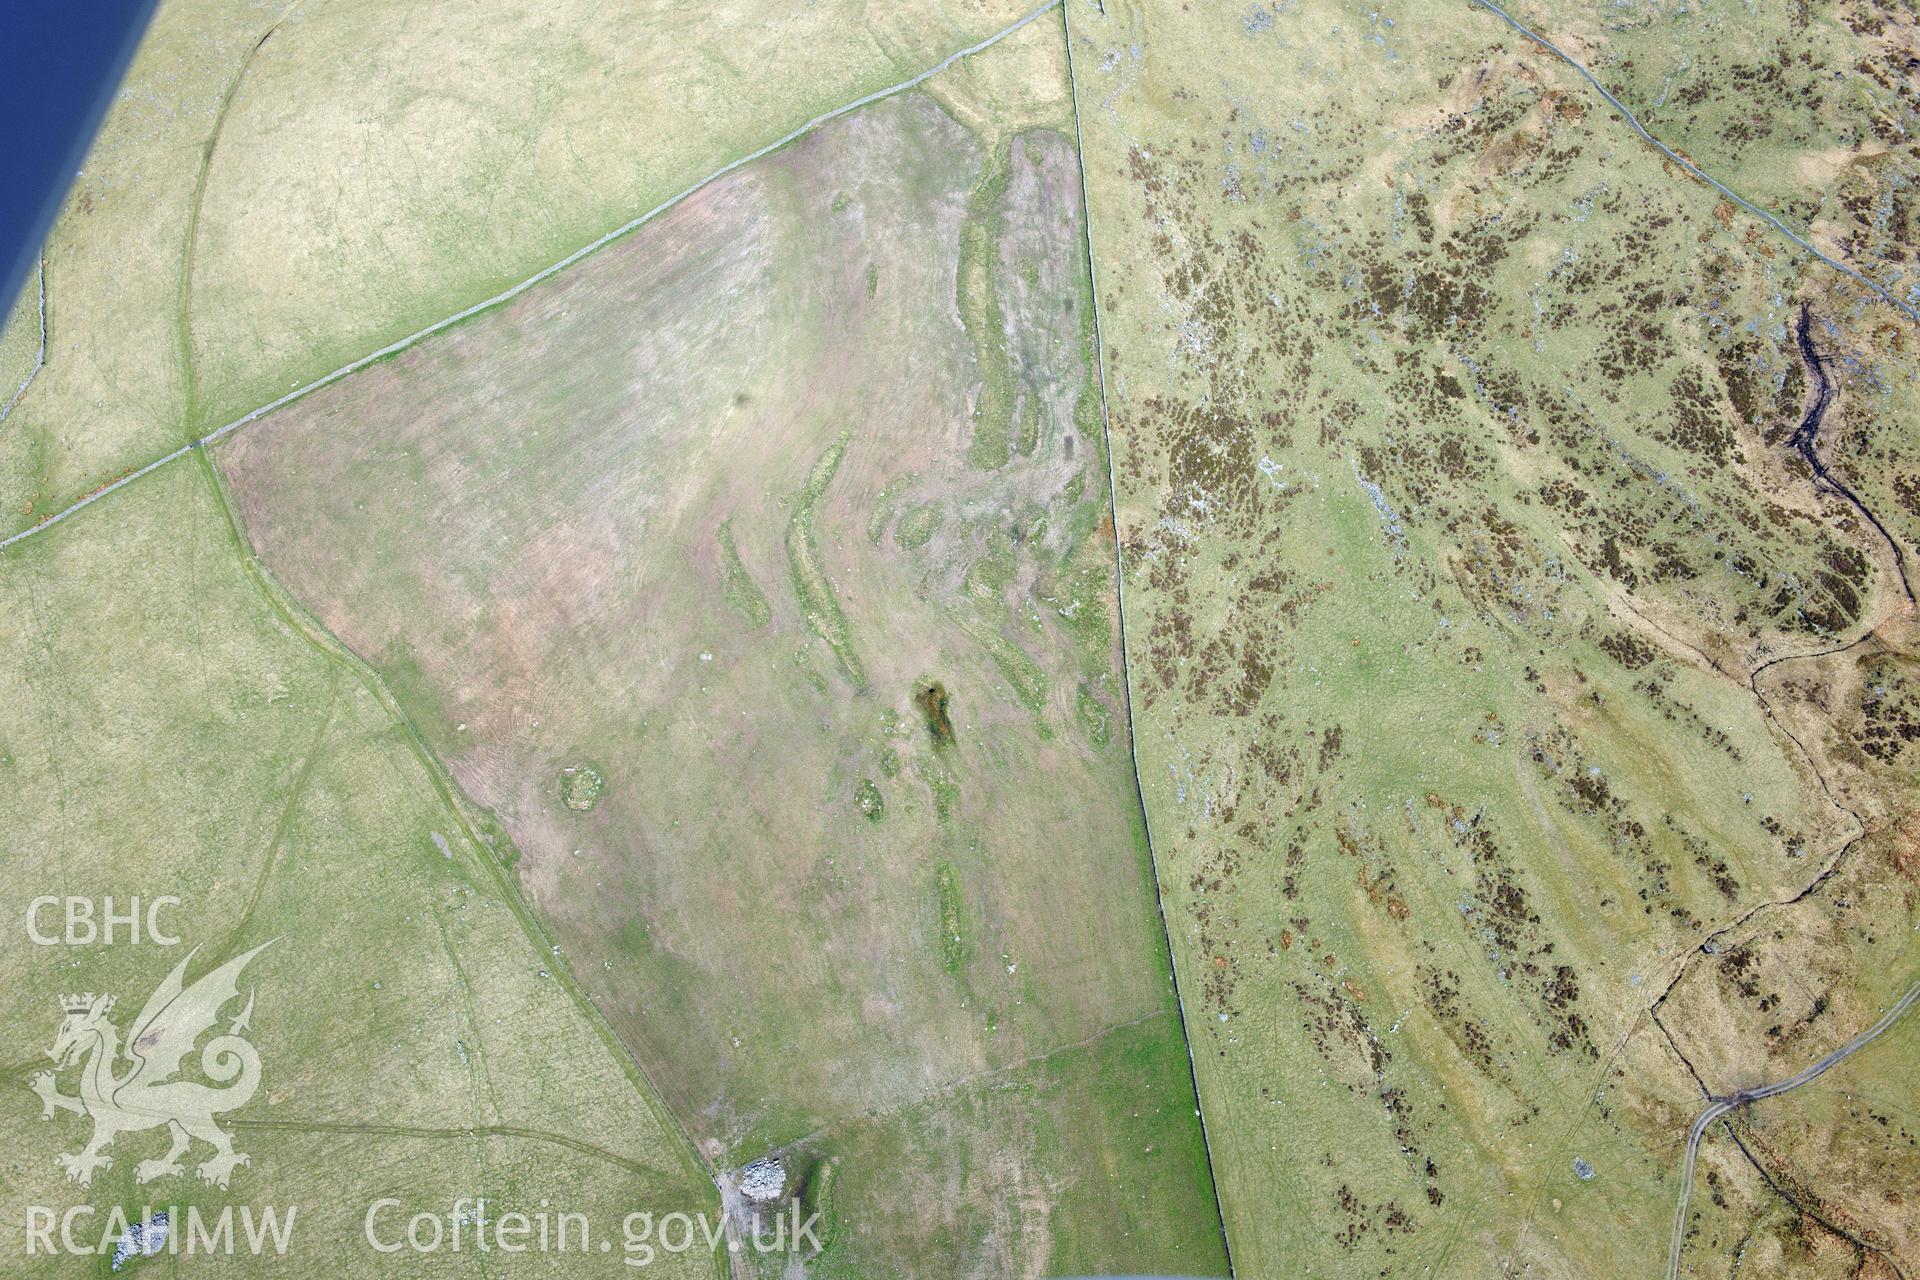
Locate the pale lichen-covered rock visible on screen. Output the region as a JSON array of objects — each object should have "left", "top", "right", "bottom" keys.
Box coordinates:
[{"left": 738, "top": 1156, "right": 785, "bottom": 1203}]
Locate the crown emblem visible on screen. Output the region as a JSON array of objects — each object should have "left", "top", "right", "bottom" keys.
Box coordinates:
[{"left": 59, "top": 993, "right": 109, "bottom": 1015}]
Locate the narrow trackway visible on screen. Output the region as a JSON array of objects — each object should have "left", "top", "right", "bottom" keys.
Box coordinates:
[
  {"left": 193, "top": 447, "right": 720, "bottom": 1201},
  {"left": 1790, "top": 304, "right": 1915, "bottom": 607},
  {"left": 1060, "top": 6, "right": 1236, "bottom": 1274},
  {"left": 1665, "top": 977, "right": 1920, "bottom": 1280},
  {"left": 178, "top": 15, "right": 289, "bottom": 443},
  {"left": 229, "top": 1117, "right": 679, "bottom": 1181},
  {"left": 0, "top": 256, "right": 47, "bottom": 429},
  {"left": 0, "top": 0, "right": 1063, "bottom": 558},
  {"left": 1468, "top": 0, "right": 1920, "bottom": 327}
]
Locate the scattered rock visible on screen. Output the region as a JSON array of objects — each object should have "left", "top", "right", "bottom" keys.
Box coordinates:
[
  {"left": 560, "top": 764, "right": 605, "bottom": 811},
  {"left": 856, "top": 778, "right": 885, "bottom": 822},
  {"left": 739, "top": 1156, "right": 786, "bottom": 1203},
  {"left": 111, "top": 1211, "right": 169, "bottom": 1271}
]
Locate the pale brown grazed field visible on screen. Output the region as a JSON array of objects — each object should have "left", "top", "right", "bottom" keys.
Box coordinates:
[{"left": 220, "top": 32, "right": 1225, "bottom": 1275}]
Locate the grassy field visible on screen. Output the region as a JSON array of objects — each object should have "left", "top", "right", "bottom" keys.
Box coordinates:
[
  {"left": 7, "top": 0, "right": 1914, "bottom": 1275},
  {"left": 0, "top": 258, "right": 42, "bottom": 419},
  {"left": 0, "top": 461, "right": 716, "bottom": 1275},
  {"left": 1658, "top": 624, "right": 1920, "bottom": 1274},
  {"left": 1722, "top": 1001, "right": 1920, "bottom": 1272},
  {"left": 0, "top": 0, "right": 278, "bottom": 534},
  {"left": 0, "top": 0, "right": 1043, "bottom": 542},
  {"left": 1497, "top": 0, "right": 1920, "bottom": 276},
  {"left": 1067, "top": 0, "right": 1919, "bottom": 1274},
  {"left": 215, "top": 16, "right": 1224, "bottom": 1277}
]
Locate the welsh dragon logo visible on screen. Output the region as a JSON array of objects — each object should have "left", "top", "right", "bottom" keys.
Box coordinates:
[{"left": 28, "top": 942, "right": 271, "bottom": 1189}]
